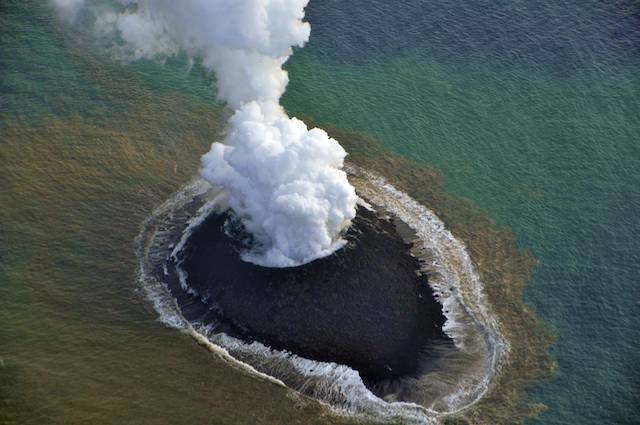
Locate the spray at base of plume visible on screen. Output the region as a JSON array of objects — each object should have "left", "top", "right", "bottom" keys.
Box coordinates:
[{"left": 201, "top": 100, "right": 357, "bottom": 267}]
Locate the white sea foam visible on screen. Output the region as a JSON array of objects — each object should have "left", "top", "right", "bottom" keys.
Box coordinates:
[
  {"left": 136, "top": 170, "right": 507, "bottom": 423},
  {"left": 136, "top": 180, "right": 287, "bottom": 387},
  {"left": 348, "top": 167, "right": 507, "bottom": 410}
]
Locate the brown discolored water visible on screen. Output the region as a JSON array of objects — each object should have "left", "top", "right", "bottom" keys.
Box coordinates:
[{"left": 1, "top": 2, "right": 556, "bottom": 424}]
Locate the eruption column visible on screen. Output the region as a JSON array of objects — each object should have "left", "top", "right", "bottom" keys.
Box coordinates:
[{"left": 58, "top": 0, "right": 358, "bottom": 267}]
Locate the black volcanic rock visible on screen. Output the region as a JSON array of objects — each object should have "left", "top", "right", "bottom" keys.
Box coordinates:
[{"left": 175, "top": 206, "right": 447, "bottom": 381}]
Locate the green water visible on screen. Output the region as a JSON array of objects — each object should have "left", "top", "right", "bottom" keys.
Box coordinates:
[{"left": 2, "top": 0, "right": 639, "bottom": 424}]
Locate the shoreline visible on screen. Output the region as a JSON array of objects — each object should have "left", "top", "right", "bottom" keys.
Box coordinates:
[
  {"left": 174, "top": 204, "right": 449, "bottom": 382},
  {"left": 136, "top": 167, "right": 505, "bottom": 422}
]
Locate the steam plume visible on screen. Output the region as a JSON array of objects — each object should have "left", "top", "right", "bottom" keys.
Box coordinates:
[{"left": 55, "top": 0, "right": 358, "bottom": 267}]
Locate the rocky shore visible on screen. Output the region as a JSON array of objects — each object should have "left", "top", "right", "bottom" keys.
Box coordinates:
[{"left": 173, "top": 205, "right": 449, "bottom": 381}]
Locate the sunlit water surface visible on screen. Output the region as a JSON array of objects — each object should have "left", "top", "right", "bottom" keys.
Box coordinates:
[{"left": 1, "top": 1, "right": 639, "bottom": 424}]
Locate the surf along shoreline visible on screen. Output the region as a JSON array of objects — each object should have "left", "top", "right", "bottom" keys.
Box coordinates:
[{"left": 136, "top": 121, "right": 556, "bottom": 424}]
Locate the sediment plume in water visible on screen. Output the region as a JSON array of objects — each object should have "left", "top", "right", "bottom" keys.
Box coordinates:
[
  {"left": 47, "top": 1, "right": 557, "bottom": 422},
  {"left": 134, "top": 121, "right": 557, "bottom": 423},
  {"left": 6, "top": 107, "right": 557, "bottom": 423},
  {"left": 321, "top": 123, "right": 559, "bottom": 423},
  {"left": 139, "top": 169, "right": 503, "bottom": 422}
]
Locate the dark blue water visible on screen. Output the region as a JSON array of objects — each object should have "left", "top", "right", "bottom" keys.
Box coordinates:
[{"left": 305, "top": 0, "right": 640, "bottom": 72}]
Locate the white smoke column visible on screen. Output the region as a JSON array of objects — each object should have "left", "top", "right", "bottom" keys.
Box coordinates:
[
  {"left": 200, "top": 102, "right": 358, "bottom": 267},
  {"left": 56, "top": 0, "right": 358, "bottom": 267}
]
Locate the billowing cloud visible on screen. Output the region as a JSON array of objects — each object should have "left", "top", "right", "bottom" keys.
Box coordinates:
[{"left": 55, "top": 0, "right": 357, "bottom": 267}]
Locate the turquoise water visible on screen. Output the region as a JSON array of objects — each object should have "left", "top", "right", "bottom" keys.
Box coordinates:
[
  {"left": 285, "top": 1, "right": 640, "bottom": 424},
  {"left": 2, "top": 0, "right": 639, "bottom": 424}
]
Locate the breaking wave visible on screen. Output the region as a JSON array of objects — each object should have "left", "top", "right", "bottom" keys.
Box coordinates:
[{"left": 136, "top": 167, "right": 506, "bottom": 423}]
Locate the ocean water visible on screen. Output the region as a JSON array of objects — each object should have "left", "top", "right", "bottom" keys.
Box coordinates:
[
  {"left": 1, "top": 1, "right": 639, "bottom": 425},
  {"left": 288, "top": 1, "right": 640, "bottom": 423}
]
